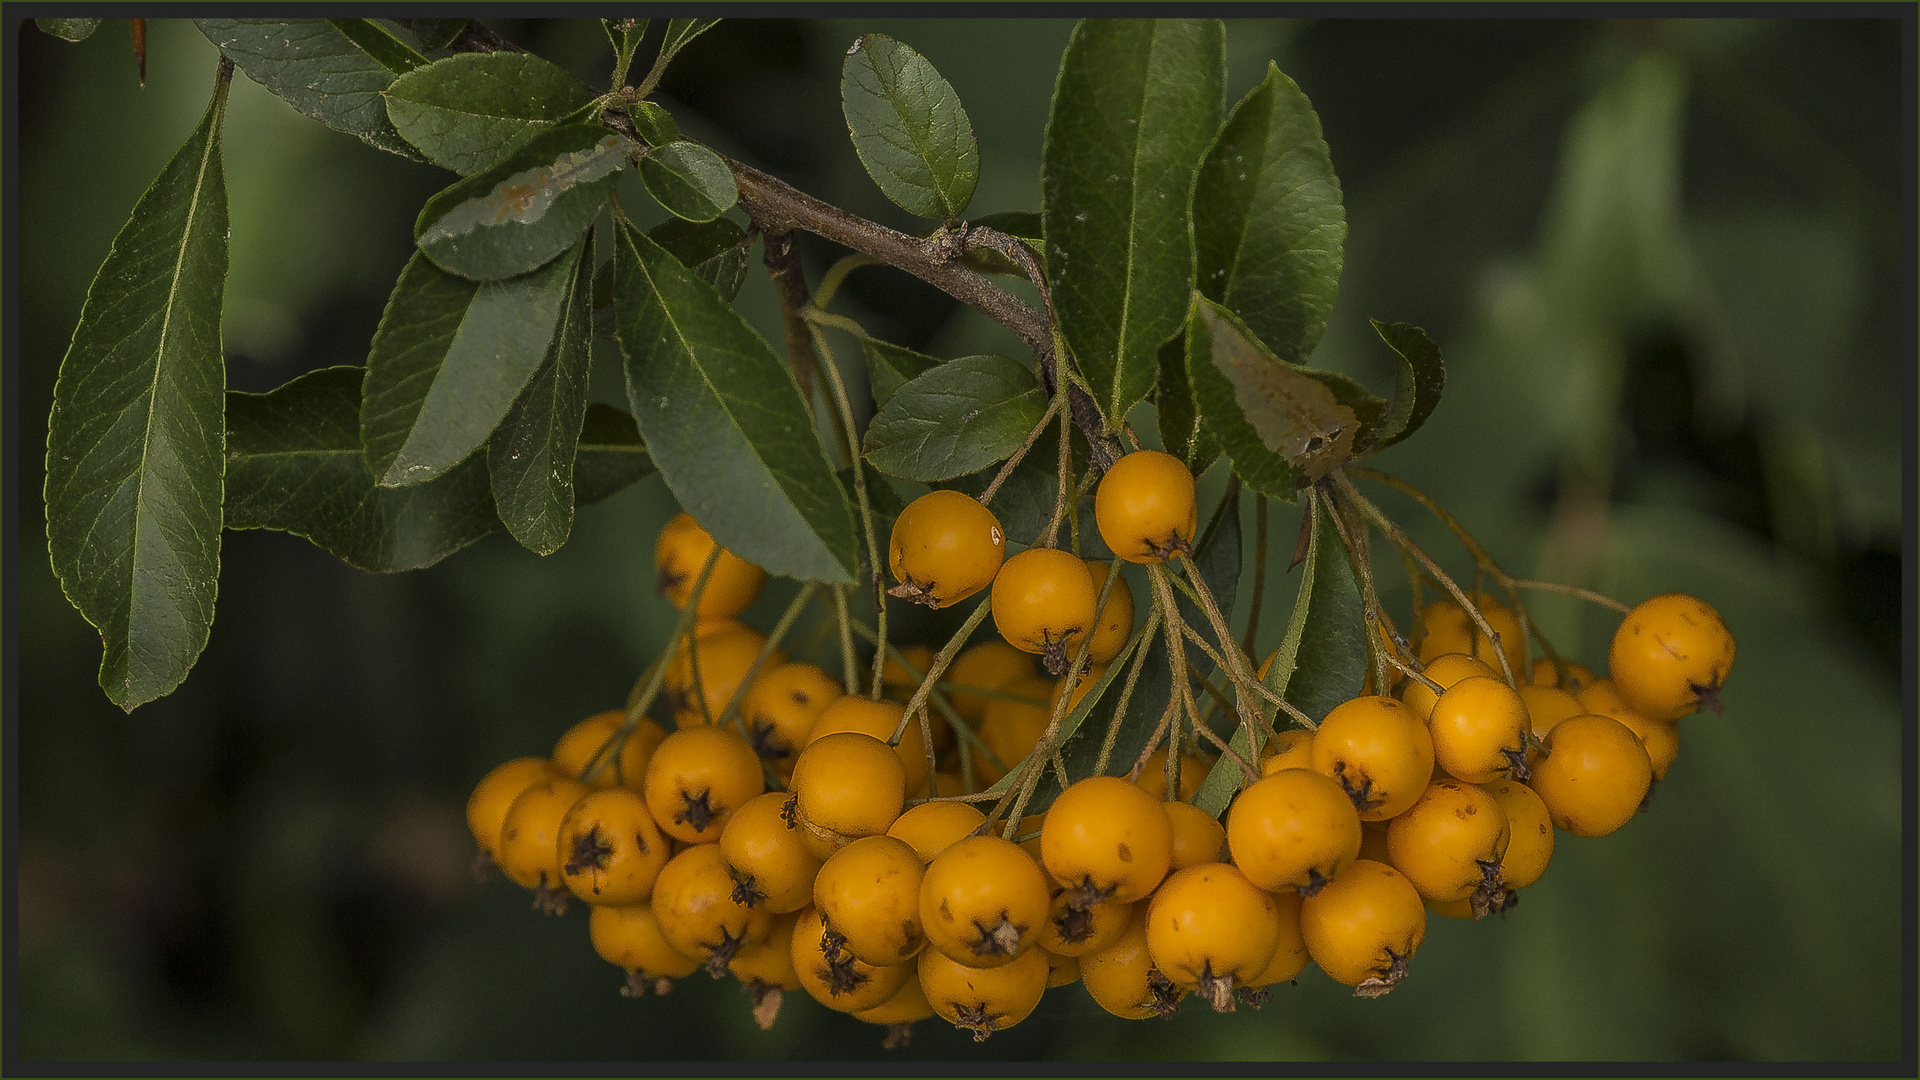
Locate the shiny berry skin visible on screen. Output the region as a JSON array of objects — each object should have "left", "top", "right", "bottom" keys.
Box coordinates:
[
  {"left": 804, "top": 696, "right": 927, "bottom": 796},
  {"left": 556, "top": 787, "right": 671, "bottom": 905},
  {"left": 1079, "top": 904, "right": 1186, "bottom": 1019},
  {"left": 1608, "top": 593, "right": 1735, "bottom": 720},
  {"left": 917, "top": 940, "right": 1049, "bottom": 1040},
  {"left": 1399, "top": 652, "right": 1498, "bottom": 722},
  {"left": 551, "top": 711, "right": 666, "bottom": 789},
  {"left": 468, "top": 757, "right": 561, "bottom": 863},
  {"left": 1529, "top": 714, "right": 1653, "bottom": 838},
  {"left": 1427, "top": 675, "right": 1531, "bottom": 784},
  {"left": 920, "top": 836, "right": 1050, "bottom": 968},
  {"left": 888, "top": 490, "right": 1006, "bottom": 609},
  {"left": 588, "top": 902, "right": 700, "bottom": 993},
  {"left": 655, "top": 512, "right": 767, "bottom": 619},
  {"left": 814, "top": 835, "right": 927, "bottom": 966},
  {"left": 1095, "top": 450, "right": 1199, "bottom": 564},
  {"left": 642, "top": 725, "right": 765, "bottom": 845},
  {"left": 1226, "top": 767, "right": 1363, "bottom": 896},
  {"left": 1299, "top": 859, "right": 1427, "bottom": 997},
  {"left": 790, "top": 732, "right": 907, "bottom": 859},
  {"left": 1577, "top": 678, "right": 1680, "bottom": 780},
  {"left": 651, "top": 842, "right": 773, "bottom": 975},
  {"left": 664, "top": 623, "right": 782, "bottom": 726},
  {"left": 1163, "top": 801, "right": 1227, "bottom": 871},
  {"left": 790, "top": 904, "right": 913, "bottom": 1013},
  {"left": 991, "top": 547, "right": 1097, "bottom": 675},
  {"left": 1145, "top": 864, "right": 1281, "bottom": 1011},
  {"left": 886, "top": 801, "right": 988, "bottom": 864},
  {"left": 1481, "top": 779, "right": 1554, "bottom": 891},
  {"left": 718, "top": 790, "right": 822, "bottom": 914},
  {"left": 740, "top": 662, "right": 843, "bottom": 776},
  {"left": 1310, "top": 695, "right": 1435, "bottom": 821},
  {"left": 1041, "top": 776, "right": 1173, "bottom": 905},
  {"left": 498, "top": 777, "right": 590, "bottom": 896},
  {"left": 1082, "top": 560, "right": 1137, "bottom": 663},
  {"left": 1385, "top": 779, "right": 1510, "bottom": 906}
]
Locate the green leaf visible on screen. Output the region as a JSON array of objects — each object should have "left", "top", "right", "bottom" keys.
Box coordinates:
[
  {"left": 631, "top": 101, "right": 680, "bottom": 147},
  {"left": 1194, "top": 63, "right": 1346, "bottom": 364},
  {"left": 638, "top": 141, "right": 739, "bottom": 223},
  {"left": 1155, "top": 332, "right": 1221, "bottom": 471},
  {"left": 844, "top": 462, "right": 906, "bottom": 547},
  {"left": 613, "top": 218, "right": 858, "bottom": 584},
  {"left": 327, "top": 19, "right": 427, "bottom": 75},
  {"left": 385, "top": 52, "right": 596, "bottom": 176},
  {"left": 44, "top": 71, "right": 232, "bottom": 712},
  {"left": 37, "top": 18, "right": 103, "bottom": 42},
  {"left": 862, "top": 355, "right": 1046, "bottom": 482},
  {"left": 227, "top": 368, "right": 652, "bottom": 573},
  {"left": 659, "top": 18, "right": 721, "bottom": 63},
  {"left": 1360, "top": 320, "right": 1446, "bottom": 454},
  {"left": 487, "top": 234, "right": 597, "bottom": 554},
  {"left": 361, "top": 244, "right": 585, "bottom": 487},
  {"left": 647, "top": 217, "right": 750, "bottom": 302},
  {"left": 842, "top": 33, "right": 980, "bottom": 221},
  {"left": 1043, "top": 18, "right": 1225, "bottom": 428},
  {"left": 406, "top": 19, "right": 468, "bottom": 51},
  {"left": 195, "top": 19, "right": 424, "bottom": 158},
  {"left": 602, "top": 18, "right": 648, "bottom": 66},
  {"left": 415, "top": 124, "right": 633, "bottom": 280},
  {"left": 861, "top": 338, "right": 940, "bottom": 411},
  {"left": 1187, "top": 296, "right": 1360, "bottom": 499}
]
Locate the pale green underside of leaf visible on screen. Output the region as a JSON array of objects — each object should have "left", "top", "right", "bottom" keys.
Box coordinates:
[
  {"left": 1362, "top": 320, "right": 1447, "bottom": 454},
  {"left": 862, "top": 354, "right": 1045, "bottom": 482},
  {"left": 195, "top": 18, "right": 423, "bottom": 158},
  {"left": 488, "top": 235, "right": 598, "bottom": 555},
  {"left": 612, "top": 219, "right": 858, "bottom": 584},
  {"left": 37, "top": 18, "right": 103, "bottom": 42},
  {"left": 1043, "top": 18, "right": 1225, "bottom": 429},
  {"left": 842, "top": 32, "right": 980, "bottom": 221},
  {"left": 659, "top": 18, "right": 721, "bottom": 63},
  {"left": 414, "top": 124, "right": 633, "bottom": 281},
  {"left": 44, "top": 76, "right": 231, "bottom": 711},
  {"left": 227, "top": 367, "right": 653, "bottom": 573},
  {"left": 1194, "top": 62, "right": 1346, "bottom": 365},
  {"left": 361, "top": 243, "right": 585, "bottom": 488},
  {"left": 385, "top": 51, "right": 595, "bottom": 176}
]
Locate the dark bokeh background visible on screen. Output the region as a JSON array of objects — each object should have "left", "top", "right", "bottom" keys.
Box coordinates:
[{"left": 11, "top": 17, "right": 1909, "bottom": 1062}]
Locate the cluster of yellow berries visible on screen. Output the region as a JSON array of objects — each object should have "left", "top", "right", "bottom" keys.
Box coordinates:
[{"left": 463, "top": 449, "right": 1736, "bottom": 1043}]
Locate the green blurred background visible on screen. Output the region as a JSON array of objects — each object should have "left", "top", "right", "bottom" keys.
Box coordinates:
[{"left": 13, "top": 17, "right": 1908, "bottom": 1062}]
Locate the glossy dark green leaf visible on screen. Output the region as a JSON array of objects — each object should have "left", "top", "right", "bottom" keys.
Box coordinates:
[
  {"left": 1194, "top": 63, "right": 1345, "bottom": 364},
  {"left": 45, "top": 72, "right": 231, "bottom": 712},
  {"left": 631, "top": 101, "right": 680, "bottom": 147},
  {"left": 415, "top": 124, "right": 632, "bottom": 280},
  {"left": 196, "top": 18, "right": 424, "bottom": 158},
  {"left": 842, "top": 33, "right": 979, "bottom": 221},
  {"left": 862, "top": 355, "right": 1046, "bottom": 482},
  {"left": 861, "top": 338, "right": 940, "bottom": 411},
  {"left": 385, "top": 52, "right": 596, "bottom": 176},
  {"left": 647, "top": 217, "right": 750, "bottom": 302},
  {"left": 638, "top": 141, "right": 738, "bottom": 223},
  {"left": 328, "top": 19, "right": 426, "bottom": 74},
  {"left": 37, "top": 18, "right": 102, "bottom": 42},
  {"left": 361, "top": 243, "right": 584, "bottom": 487},
  {"left": 406, "top": 19, "right": 468, "bottom": 51},
  {"left": 1360, "top": 320, "right": 1446, "bottom": 454},
  {"left": 602, "top": 18, "right": 647, "bottom": 67},
  {"left": 227, "top": 368, "right": 653, "bottom": 573},
  {"left": 659, "top": 18, "right": 721, "bottom": 63},
  {"left": 1154, "top": 332, "right": 1219, "bottom": 471},
  {"left": 613, "top": 218, "right": 857, "bottom": 583},
  {"left": 487, "top": 234, "right": 597, "bottom": 554},
  {"left": 1043, "top": 18, "right": 1225, "bottom": 428},
  {"left": 1187, "top": 296, "right": 1360, "bottom": 500}
]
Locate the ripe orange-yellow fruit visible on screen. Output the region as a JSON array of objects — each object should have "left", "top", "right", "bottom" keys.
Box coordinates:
[
  {"left": 888, "top": 490, "right": 1006, "bottom": 609},
  {"left": 991, "top": 547, "right": 1097, "bottom": 675},
  {"left": 1608, "top": 593, "right": 1735, "bottom": 720},
  {"left": 656, "top": 512, "right": 766, "bottom": 619},
  {"left": 1095, "top": 450, "right": 1198, "bottom": 564}
]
